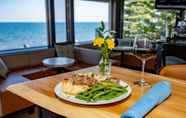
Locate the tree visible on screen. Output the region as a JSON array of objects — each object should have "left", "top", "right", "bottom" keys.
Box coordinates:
[{"left": 124, "top": 0, "right": 177, "bottom": 40}]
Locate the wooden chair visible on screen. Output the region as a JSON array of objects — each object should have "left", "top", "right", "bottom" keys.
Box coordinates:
[
  {"left": 160, "top": 64, "right": 186, "bottom": 81},
  {"left": 122, "top": 53, "right": 157, "bottom": 73},
  {"left": 162, "top": 43, "right": 186, "bottom": 66}
]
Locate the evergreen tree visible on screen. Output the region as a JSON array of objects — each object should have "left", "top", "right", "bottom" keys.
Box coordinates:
[{"left": 124, "top": 0, "right": 177, "bottom": 40}]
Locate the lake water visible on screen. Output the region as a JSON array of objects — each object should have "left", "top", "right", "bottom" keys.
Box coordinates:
[{"left": 0, "top": 22, "right": 101, "bottom": 51}]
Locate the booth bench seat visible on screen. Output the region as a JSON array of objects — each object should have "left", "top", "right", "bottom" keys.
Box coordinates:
[{"left": 0, "top": 66, "right": 59, "bottom": 117}]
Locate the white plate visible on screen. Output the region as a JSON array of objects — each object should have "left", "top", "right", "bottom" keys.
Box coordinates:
[{"left": 54, "top": 80, "right": 132, "bottom": 105}]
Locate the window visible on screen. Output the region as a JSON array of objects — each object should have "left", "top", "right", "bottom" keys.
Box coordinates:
[
  {"left": 74, "top": 0, "right": 109, "bottom": 43},
  {"left": 123, "top": 0, "right": 176, "bottom": 40},
  {"left": 55, "top": 0, "right": 67, "bottom": 43},
  {"left": 0, "top": 0, "right": 48, "bottom": 51}
]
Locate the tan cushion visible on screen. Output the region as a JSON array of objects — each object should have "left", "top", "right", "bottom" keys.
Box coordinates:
[
  {"left": 0, "top": 58, "right": 8, "bottom": 78},
  {"left": 1, "top": 48, "right": 55, "bottom": 70}
]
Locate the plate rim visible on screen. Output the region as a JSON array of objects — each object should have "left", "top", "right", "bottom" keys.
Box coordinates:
[{"left": 54, "top": 80, "right": 132, "bottom": 105}]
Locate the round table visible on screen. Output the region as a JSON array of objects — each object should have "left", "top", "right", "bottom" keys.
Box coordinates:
[{"left": 42, "top": 57, "right": 75, "bottom": 68}]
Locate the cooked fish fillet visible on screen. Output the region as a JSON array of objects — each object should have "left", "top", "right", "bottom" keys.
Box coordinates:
[{"left": 61, "top": 79, "right": 89, "bottom": 95}]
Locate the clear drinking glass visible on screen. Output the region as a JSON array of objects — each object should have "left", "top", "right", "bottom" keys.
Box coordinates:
[
  {"left": 132, "top": 37, "right": 154, "bottom": 87},
  {"left": 134, "top": 54, "right": 153, "bottom": 87}
]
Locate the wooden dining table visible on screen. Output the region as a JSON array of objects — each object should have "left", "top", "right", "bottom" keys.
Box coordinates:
[{"left": 7, "top": 66, "right": 186, "bottom": 118}]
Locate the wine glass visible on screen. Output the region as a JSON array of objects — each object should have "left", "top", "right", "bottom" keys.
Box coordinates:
[
  {"left": 132, "top": 37, "right": 155, "bottom": 87},
  {"left": 133, "top": 54, "right": 155, "bottom": 86}
]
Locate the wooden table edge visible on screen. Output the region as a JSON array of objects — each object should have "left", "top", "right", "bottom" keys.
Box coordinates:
[{"left": 6, "top": 66, "right": 186, "bottom": 118}]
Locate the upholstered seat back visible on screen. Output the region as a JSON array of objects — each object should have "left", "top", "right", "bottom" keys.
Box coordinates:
[
  {"left": 0, "top": 58, "right": 8, "bottom": 78},
  {"left": 74, "top": 47, "right": 101, "bottom": 65}
]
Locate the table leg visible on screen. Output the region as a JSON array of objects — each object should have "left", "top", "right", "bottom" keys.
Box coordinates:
[
  {"left": 38, "top": 107, "right": 66, "bottom": 118},
  {"left": 121, "top": 52, "right": 124, "bottom": 67},
  {"left": 55, "top": 67, "right": 70, "bottom": 74}
]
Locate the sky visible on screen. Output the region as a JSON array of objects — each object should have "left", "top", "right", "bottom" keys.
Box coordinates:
[{"left": 0, "top": 0, "right": 109, "bottom": 22}]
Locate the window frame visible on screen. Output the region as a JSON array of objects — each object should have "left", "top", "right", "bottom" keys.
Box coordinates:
[
  {"left": 54, "top": 0, "right": 74, "bottom": 45},
  {"left": 73, "top": 0, "right": 110, "bottom": 44},
  {"left": 0, "top": 0, "right": 51, "bottom": 54},
  {"left": 46, "top": 0, "right": 56, "bottom": 48},
  {"left": 0, "top": 0, "right": 124, "bottom": 55}
]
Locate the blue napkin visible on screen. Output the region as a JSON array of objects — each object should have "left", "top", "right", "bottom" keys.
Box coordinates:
[{"left": 121, "top": 81, "right": 171, "bottom": 118}]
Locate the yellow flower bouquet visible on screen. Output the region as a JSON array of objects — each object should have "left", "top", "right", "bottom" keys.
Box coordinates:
[{"left": 93, "top": 21, "right": 116, "bottom": 76}]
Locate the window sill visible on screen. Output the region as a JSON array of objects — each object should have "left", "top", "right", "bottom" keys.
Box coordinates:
[
  {"left": 0, "top": 46, "right": 53, "bottom": 56},
  {"left": 75, "top": 41, "right": 93, "bottom": 46}
]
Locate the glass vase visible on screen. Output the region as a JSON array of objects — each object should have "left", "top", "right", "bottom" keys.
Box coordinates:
[{"left": 99, "top": 56, "right": 112, "bottom": 78}]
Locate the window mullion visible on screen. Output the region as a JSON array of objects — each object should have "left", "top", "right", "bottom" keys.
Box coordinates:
[
  {"left": 46, "top": 0, "right": 56, "bottom": 48},
  {"left": 66, "top": 0, "right": 75, "bottom": 44}
]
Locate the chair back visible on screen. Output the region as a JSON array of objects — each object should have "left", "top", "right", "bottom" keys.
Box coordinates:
[
  {"left": 162, "top": 44, "right": 186, "bottom": 66},
  {"left": 160, "top": 65, "right": 186, "bottom": 81},
  {"left": 122, "top": 53, "right": 157, "bottom": 73}
]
